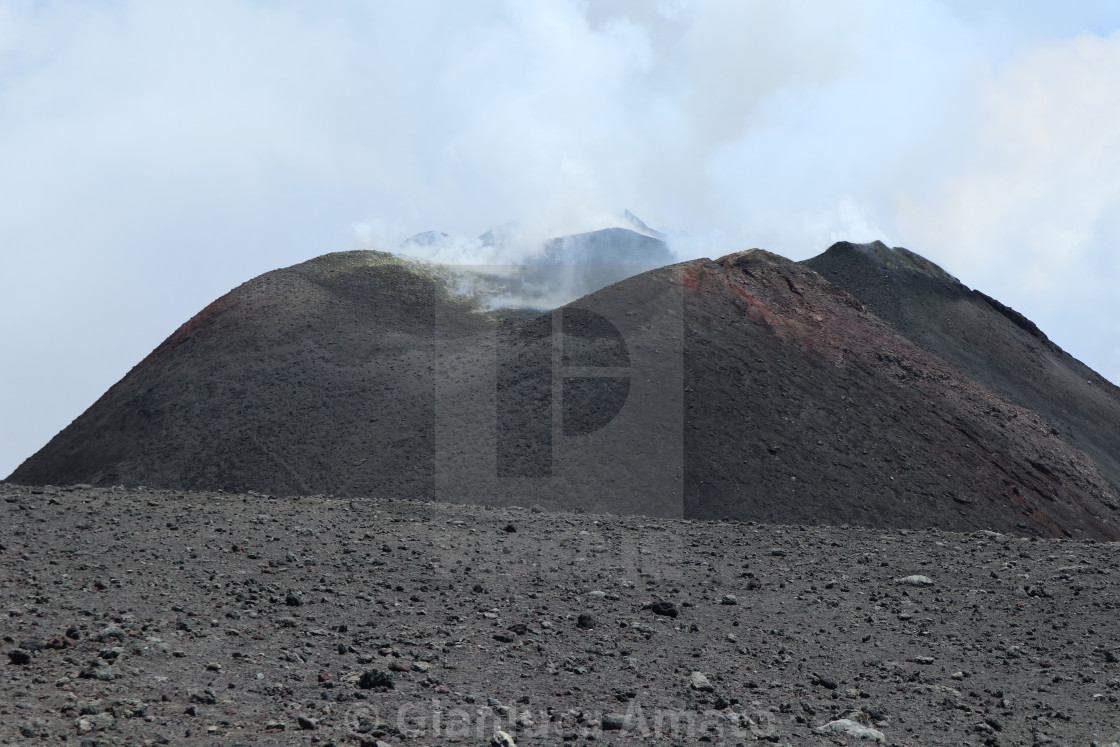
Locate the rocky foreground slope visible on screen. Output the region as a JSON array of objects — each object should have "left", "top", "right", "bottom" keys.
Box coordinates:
[
  {"left": 2, "top": 484, "right": 1120, "bottom": 746},
  {"left": 9, "top": 237, "right": 1120, "bottom": 539}
]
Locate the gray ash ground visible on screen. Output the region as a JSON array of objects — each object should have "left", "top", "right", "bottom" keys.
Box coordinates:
[{"left": 2, "top": 484, "right": 1120, "bottom": 746}]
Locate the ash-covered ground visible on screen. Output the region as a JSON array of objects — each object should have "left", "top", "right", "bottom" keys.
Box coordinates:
[{"left": 2, "top": 484, "right": 1120, "bottom": 746}]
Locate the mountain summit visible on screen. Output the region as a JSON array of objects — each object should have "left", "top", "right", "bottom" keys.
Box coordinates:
[{"left": 9, "top": 238, "right": 1120, "bottom": 539}]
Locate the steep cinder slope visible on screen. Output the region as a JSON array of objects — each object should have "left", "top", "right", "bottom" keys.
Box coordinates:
[
  {"left": 7, "top": 251, "right": 494, "bottom": 497},
  {"left": 680, "top": 250, "right": 1120, "bottom": 538},
  {"left": 802, "top": 241, "right": 1120, "bottom": 500},
  {"left": 9, "top": 245, "right": 1120, "bottom": 538}
]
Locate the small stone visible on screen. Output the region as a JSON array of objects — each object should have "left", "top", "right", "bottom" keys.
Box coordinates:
[
  {"left": 897, "top": 575, "right": 934, "bottom": 587},
  {"left": 99, "top": 646, "right": 122, "bottom": 661},
  {"left": 577, "top": 613, "right": 597, "bottom": 629},
  {"left": 188, "top": 689, "right": 218, "bottom": 705},
  {"left": 650, "top": 601, "right": 678, "bottom": 618},
  {"left": 93, "top": 625, "right": 126, "bottom": 642},
  {"left": 357, "top": 669, "right": 394, "bottom": 690},
  {"left": 720, "top": 594, "right": 738, "bottom": 605},
  {"left": 388, "top": 660, "right": 412, "bottom": 672},
  {"left": 491, "top": 731, "right": 517, "bottom": 747},
  {"left": 812, "top": 673, "right": 839, "bottom": 690},
  {"left": 285, "top": 592, "right": 303, "bottom": 607},
  {"left": 816, "top": 718, "right": 885, "bottom": 742},
  {"left": 7, "top": 649, "right": 31, "bottom": 665},
  {"left": 297, "top": 715, "right": 318, "bottom": 730},
  {"left": 503, "top": 524, "right": 517, "bottom": 533},
  {"left": 493, "top": 631, "right": 516, "bottom": 643},
  {"left": 690, "top": 671, "right": 714, "bottom": 692},
  {"left": 111, "top": 698, "right": 147, "bottom": 718},
  {"left": 74, "top": 713, "right": 114, "bottom": 733}
]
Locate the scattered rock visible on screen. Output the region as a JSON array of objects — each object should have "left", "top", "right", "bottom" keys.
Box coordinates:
[
  {"left": 897, "top": 575, "right": 934, "bottom": 587},
  {"left": 812, "top": 673, "right": 839, "bottom": 690},
  {"left": 188, "top": 689, "right": 218, "bottom": 705},
  {"left": 75, "top": 713, "right": 114, "bottom": 733},
  {"left": 690, "top": 671, "right": 714, "bottom": 692},
  {"left": 650, "top": 601, "right": 678, "bottom": 618},
  {"left": 285, "top": 592, "right": 303, "bottom": 606},
  {"left": 3, "top": 483, "right": 1120, "bottom": 745},
  {"left": 7, "top": 649, "right": 31, "bottom": 665},
  {"left": 92, "top": 625, "right": 126, "bottom": 642},
  {"left": 358, "top": 669, "right": 394, "bottom": 690},
  {"left": 491, "top": 730, "right": 517, "bottom": 747},
  {"left": 720, "top": 594, "right": 738, "bottom": 605},
  {"left": 816, "top": 718, "right": 886, "bottom": 742},
  {"left": 297, "top": 714, "right": 318, "bottom": 730}
]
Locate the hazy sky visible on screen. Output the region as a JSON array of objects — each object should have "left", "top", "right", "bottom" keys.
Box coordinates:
[{"left": 3, "top": 0, "right": 1120, "bottom": 478}]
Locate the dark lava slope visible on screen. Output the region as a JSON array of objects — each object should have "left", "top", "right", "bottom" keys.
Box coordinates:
[
  {"left": 9, "top": 240, "right": 1120, "bottom": 539},
  {"left": 679, "top": 250, "right": 1119, "bottom": 538},
  {"left": 802, "top": 240, "right": 1120, "bottom": 504}
]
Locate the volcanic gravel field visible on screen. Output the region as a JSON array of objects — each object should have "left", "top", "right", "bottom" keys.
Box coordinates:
[{"left": 3, "top": 484, "right": 1120, "bottom": 746}]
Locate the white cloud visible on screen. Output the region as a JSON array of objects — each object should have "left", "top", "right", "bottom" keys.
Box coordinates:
[{"left": 897, "top": 29, "right": 1120, "bottom": 382}]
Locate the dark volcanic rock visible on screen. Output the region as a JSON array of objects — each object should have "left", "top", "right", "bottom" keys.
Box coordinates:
[
  {"left": 8, "top": 242, "right": 1120, "bottom": 538},
  {"left": 357, "top": 669, "right": 394, "bottom": 690},
  {"left": 7, "top": 649, "right": 31, "bottom": 665},
  {"left": 0, "top": 483, "right": 1119, "bottom": 745}
]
